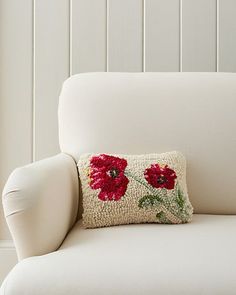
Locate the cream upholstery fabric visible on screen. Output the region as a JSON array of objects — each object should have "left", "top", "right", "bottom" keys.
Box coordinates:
[
  {"left": 1, "top": 215, "right": 236, "bottom": 295},
  {"left": 59, "top": 73, "right": 236, "bottom": 214},
  {"left": 2, "top": 154, "right": 79, "bottom": 260}
]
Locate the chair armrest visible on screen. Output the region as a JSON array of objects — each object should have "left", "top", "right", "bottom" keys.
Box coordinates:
[{"left": 2, "top": 153, "right": 79, "bottom": 260}]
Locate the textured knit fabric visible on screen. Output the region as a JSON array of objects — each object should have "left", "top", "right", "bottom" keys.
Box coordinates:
[{"left": 78, "top": 151, "right": 193, "bottom": 228}]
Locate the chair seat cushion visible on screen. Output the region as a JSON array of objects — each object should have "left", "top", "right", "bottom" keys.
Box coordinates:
[{"left": 2, "top": 214, "right": 236, "bottom": 295}]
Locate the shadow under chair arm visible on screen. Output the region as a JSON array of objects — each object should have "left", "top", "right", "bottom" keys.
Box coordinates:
[{"left": 2, "top": 153, "right": 79, "bottom": 261}]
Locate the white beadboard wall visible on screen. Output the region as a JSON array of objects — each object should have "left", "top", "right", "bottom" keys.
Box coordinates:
[{"left": 1, "top": 0, "right": 236, "bottom": 242}]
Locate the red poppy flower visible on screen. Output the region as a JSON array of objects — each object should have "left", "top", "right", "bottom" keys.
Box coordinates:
[
  {"left": 144, "top": 164, "right": 177, "bottom": 190},
  {"left": 89, "top": 154, "right": 129, "bottom": 201}
]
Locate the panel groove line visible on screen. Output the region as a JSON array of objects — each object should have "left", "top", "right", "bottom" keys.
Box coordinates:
[
  {"left": 180, "top": 0, "right": 183, "bottom": 72},
  {"left": 216, "top": 0, "right": 219, "bottom": 72},
  {"left": 0, "top": 0, "right": 33, "bottom": 239},
  {"left": 106, "top": 0, "right": 109, "bottom": 72},
  {"left": 69, "top": 0, "right": 73, "bottom": 77},
  {"left": 72, "top": 0, "right": 107, "bottom": 74},
  {"left": 108, "top": 0, "right": 143, "bottom": 72},
  {"left": 145, "top": 0, "right": 180, "bottom": 72},
  {"left": 143, "top": 0, "right": 146, "bottom": 72},
  {"left": 182, "top": 0, "right": 217, "bottom": 72},
  {"left": 32, "top": 0, "right": 36, "bottom": 161},
  {"left": 34, "top": 0, "right": 70, "bottom": 160},
  {"left": 219, "top": 0, "right": 236, "bottom": 72}
]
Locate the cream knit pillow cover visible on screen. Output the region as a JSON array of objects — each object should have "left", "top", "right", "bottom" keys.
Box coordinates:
[{"left": 78, "top": 151, "right": 193, "bottom": 228}]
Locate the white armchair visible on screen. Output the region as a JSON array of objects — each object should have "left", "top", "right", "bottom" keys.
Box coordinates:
[{"left": 1, "top": 73, "right": 236, "bottom": 295}]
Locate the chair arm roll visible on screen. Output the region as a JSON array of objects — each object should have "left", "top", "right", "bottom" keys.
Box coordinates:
[{"left": 2, "top": 153, "right": 79, "bottom": 260}]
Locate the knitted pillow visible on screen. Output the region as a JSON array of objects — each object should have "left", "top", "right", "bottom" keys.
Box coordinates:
[{"left": 78, "top": 151, "right": 193, "bottom": 228}]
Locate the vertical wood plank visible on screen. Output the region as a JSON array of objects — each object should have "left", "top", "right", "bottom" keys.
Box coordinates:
[
  {"left": 145, "top": 0, "right": 180, "bottom": 72},
  {"left": 108, "top": 0, "right": 143, "bottom": 72},
  {"left": 0, "top": 0, "right": 33, "bottom": 239},
  {"left": 182, "top": 0, "right": 217, "bottom": 71},
  {"left": 34, "top": 0, "right": 70, "bottom": 160},
  {"left": 72, "top": 0, "right": 107, "bottom": 74},
  {"left": 219, "top": 0, "right": 236, "bottom": 72}
]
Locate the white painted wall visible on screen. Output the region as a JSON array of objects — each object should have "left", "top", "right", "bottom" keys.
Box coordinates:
[
  {"left": 1, "top": 0, "right": 236, "bottom": 283},
  {"left": 0, "top": 241, "right": 17, "bottom": 284}
]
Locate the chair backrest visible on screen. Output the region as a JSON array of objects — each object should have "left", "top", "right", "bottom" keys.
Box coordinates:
[{"left": 58, "top": 72, "right": 236, "bottom": 214}]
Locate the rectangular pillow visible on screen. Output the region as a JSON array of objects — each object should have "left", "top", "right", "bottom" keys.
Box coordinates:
[{"left": 78, "top": 151, "right": 193, "bottom": 228}]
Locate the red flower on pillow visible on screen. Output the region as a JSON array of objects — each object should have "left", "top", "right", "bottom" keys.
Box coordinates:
[
  {"left": 89, "top": 154, "right": 129, "bottom": 201},
  {"left": 144, "top": 164, "right": 177, "bottom": 190}
]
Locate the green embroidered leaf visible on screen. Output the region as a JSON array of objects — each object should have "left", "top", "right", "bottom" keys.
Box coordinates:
[
  {"left": 156, "top": 212, "right": 164, "bottom": 219},
  {"left": 175, "top": 188, "right": 185, "bottom": 210},
  {"left": 156, "top": 211, "right": 172, "bottom": 224},
  {"left": 138, "top": 195, "right": 162, "bottom": 208}
]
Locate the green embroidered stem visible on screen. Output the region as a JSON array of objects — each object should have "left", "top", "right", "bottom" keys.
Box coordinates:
[
  {"left": 125, "top": 170, "right": 157, "bottom": 196},
  {"left": 156, "top": 211, "right": 172, "bottom": 224},
  {"left": 175, "top": 183, "right": 185, "bottom": 211},
  {"left": 163, "top": 188, "right": 167, "bottom": 197},
  {"left": 139, "top": 195, "right": 162, "bottom": 208},
  {"left": 125, "top": 169, "right": 183, "bottom": 223}
]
